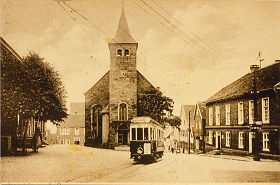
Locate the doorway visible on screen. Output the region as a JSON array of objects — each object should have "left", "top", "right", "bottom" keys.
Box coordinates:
[
  {"left": 118, "top": 125, "right": 128, "bottom": 145},
  {"left": 216, "top": 132, "right": 222, "bottom": 150},
  {"left": 249, "top": 132, "right": 253, "bottom": 153}
]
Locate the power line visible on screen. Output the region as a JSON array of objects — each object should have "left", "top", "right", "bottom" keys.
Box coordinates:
[
  {"left": 128, "top": 0, "right": 204, "bottom": 64},
  {"left": 60, "top": 1, "right": 126, "bottom": 49},
  {"left": 56, "top": 1, "right": 97, "bottom": 45},
  {"left": 149, "top": 0, "right": 223, "bottom": 58},
  {"left": 138, "top": 0, "right": 220, "bottom": 60}
]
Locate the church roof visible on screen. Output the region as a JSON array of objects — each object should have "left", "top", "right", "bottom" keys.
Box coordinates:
[{"left": 113, "top": 7, "right": 136, "bottom": 43}]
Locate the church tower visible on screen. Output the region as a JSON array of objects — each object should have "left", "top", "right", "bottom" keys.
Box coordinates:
[{"left": 108, "top": 7, "right": 138, "bottom": 145}]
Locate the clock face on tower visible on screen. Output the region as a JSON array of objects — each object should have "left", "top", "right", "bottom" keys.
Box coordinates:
[{"left": 121, "top": 70, "right": 128, "bottom": 77}]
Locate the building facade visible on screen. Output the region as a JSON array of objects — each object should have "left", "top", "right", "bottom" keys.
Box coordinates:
[
  {"left": 164, "top": 124, "right": 180, "bottom": 152},
  {"left": 84, "top": 8, "right": 156, "bottom": 149},
  {"left": 179, "top": 105, "right": 195, "bottom": 153},
  {"left": 47, "top": 103, "right": 85, "bottom": 145},
  {"left": 193, "top": 102, "right": 206, "bottom": 153},
  {"left": 205, "top": 62, "right": 280, "bottom": 158}
]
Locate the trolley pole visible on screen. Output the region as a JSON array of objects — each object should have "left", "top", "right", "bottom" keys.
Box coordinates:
[{"left": 188, "top": 111, "right": 191, "bottom": 154}]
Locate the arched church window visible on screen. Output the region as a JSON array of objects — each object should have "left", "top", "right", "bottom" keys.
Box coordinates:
[
  {"left": 119, "top": 103, "right": 128, "bottom": 121},
  {"left": 117, "top": 49, "right": 122, "bottom": 56},
  {"left": 90, "top": 105, "right": 102, "bottom": 134},
  {"left": 124, "top": 49, "right": 130, "bottom": 56}
]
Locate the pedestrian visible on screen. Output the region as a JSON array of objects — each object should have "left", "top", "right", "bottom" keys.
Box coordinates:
[{"left": 171, "top": 147, "right": 174, "bottom": 153}]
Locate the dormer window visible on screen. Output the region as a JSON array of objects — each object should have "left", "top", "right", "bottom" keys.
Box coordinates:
[
  {"left": 124, "top": 49, "right": 130, "bottom": 56},
  {"left": 117, "top": 49, "right": 122, "bottom": 56}
]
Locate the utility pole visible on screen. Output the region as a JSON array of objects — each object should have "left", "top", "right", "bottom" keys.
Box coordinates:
[
  {"left": 252, "top": 65, "right": 260, "bottom": 161},
  {"left": 188, "top": 111, "right": 191, "bottom": 154}
]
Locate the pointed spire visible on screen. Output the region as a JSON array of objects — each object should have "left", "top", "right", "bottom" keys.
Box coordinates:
[{"left": 113, "top": 6, "right": 136, "bottom": 43}]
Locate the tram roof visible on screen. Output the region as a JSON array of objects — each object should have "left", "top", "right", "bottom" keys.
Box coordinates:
[{"left": 131, "top": 117, "right": 162, "bottom": 127}]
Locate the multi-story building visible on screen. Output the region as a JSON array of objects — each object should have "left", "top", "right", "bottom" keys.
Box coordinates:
[
  {"left": 84, "top": 8, "right": 156, "bottom": 149},
  {"left": 47, "top": 103, "right": 85, "bottom": 145},
  {"left": 179, "top": 105, "right": 195, "bottom": 153},
  {"left": 205, "top": 62, "right": 280, "bottom": 158},
  {"left": 193, "top": 102, "right": 206, "bottom": 153}
]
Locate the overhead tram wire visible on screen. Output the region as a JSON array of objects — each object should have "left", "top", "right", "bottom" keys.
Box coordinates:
[
  {"left": 142, "top": 0, "right": 221, "bottom": 59},
  {"left": 138, "top": 0, "right": 219, "bottom": 60},
  {"left": 56, "top": 1, "right": 97, "bottom": 45},
  {"left": 60, "top": 1, "right": 126, "bottom": 50},
  {"left": 128, "top": 0, "right": 204, "bottom": 64},
  {"left": 149, "top": 0, "right": 223, "bottom": 59},
  {"left": 138, "top": 0, "right": 217, "bottom": 60}
]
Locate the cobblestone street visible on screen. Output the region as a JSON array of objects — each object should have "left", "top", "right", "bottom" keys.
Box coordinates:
[{"left": 1, "top": 145, "right": 280, "bottom": 183}]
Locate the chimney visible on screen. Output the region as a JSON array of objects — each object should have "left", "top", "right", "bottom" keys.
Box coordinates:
[
  {"left": 275, "top": 60, "right": 280, "bottom": 63},
  {"left": 250, "top": 65, "right": 260, "bottom": 72}
]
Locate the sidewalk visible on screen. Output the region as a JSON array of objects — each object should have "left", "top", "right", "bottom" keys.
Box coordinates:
[
  {"left": 199, "top": 153, "right": 277, "bottom": 162},
  {"left": 164, "top": 150, "right": 277, "bottom": 162}
]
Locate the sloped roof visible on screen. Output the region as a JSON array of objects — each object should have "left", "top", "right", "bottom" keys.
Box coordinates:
[
  {"left": 70, "top": 102, "right": 85, "bottom": 115},
  {"left": 60, "top": 115, "right": 84, "bottom": 128},
  {"left": 84, "top": 71, "right": 109, "bottom": 95},
  {"left": 207, "top": 62, "right": 280, "bottom": 103},
  {"left": 194, "top": 102, "right": 206, "bottom": 119},
  {"left": 113, "top": 7, "right": 136, "bottom": 43},
  {"left": 0, "top": 37, "right": 22, "bottom": 61},
  {"left": 181, "top": 105, "right": 195, "bottom": 119},
  {"left": 85, "top": 70, "right": 156, "bottom": 96}
]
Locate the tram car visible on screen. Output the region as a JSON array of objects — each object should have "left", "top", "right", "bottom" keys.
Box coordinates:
[{"left": 130, "top": 117, "right": 164, "bottom": 162}]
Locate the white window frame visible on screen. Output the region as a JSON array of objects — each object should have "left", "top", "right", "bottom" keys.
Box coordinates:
[
  {"left": 60, "top": 127, "right": 64, "bottom": 135},
  {"left": 75, "top": 127, "right": 79, "bottom": 135},
  {"left": 249, "top": 100, "right": 254, "bottom": 124},
  {"left": 225, "top": 132, "right": 231, "bottom": 147},
  {"left": 118, "top": 102, "right": 128, "bottom": 121},
  {"left": 215, "top": 106, "right": 220, "bottom": 125},
  {"left": 238, "top": 102, "right": 244, "bottom": 125},
  {"left": 208, "top": 131, "right": 213, "bottom": 144},
  {"left": 225, "top": 104, "right": 230, "bottom": 125},
  {"left": 262, "top": 132, "right": 270, "bottom": 152},
  {"left": 262, "top": 97, "right": 270, "bottom": 124},
  {"left": 66, "top": 128, "right": 70, "bottom": 135},
  {"left": 238, "top": 132, "right": 244, "bottom": 149},
  {"left": 74, "top": 137, "right": 80, "bottom": 144},
  {"left": 66, "top": 139, "right": 70, "bottom": 144},
  {"left": 209, "top": 107, "right": 213, "bottom": 126}
]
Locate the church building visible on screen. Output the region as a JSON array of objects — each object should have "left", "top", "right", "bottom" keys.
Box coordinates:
[{"left": 84, "top": 8, "right": 156, "bottom": 149}]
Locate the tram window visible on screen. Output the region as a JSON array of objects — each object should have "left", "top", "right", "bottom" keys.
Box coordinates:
[
  {"left": 144, "top": 128, "right": 148, "bottom": 140},
  {"left": 137, "top": 128, "right": 143, "bottom": 140},
  {"left": 150, "top": 128, "right": 153, "bottom": 140},
  {"left": 132, "top": 128, "right": 136, "bottom": 140}
]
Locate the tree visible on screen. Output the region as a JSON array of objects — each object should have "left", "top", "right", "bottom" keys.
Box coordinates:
[
  {"left": 1, "top": 51, "right": 67, "bottom": 153},
  {"left": 137, "top": 89, "right": 181, "bottom": 128},
  {"left": 21, "top": 53, "right": 67, "bottom": 124}
]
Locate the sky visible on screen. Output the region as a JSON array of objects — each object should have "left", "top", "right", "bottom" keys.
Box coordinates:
[{"left": 1, "top": 0, "right": 280, "bottom": 116}]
